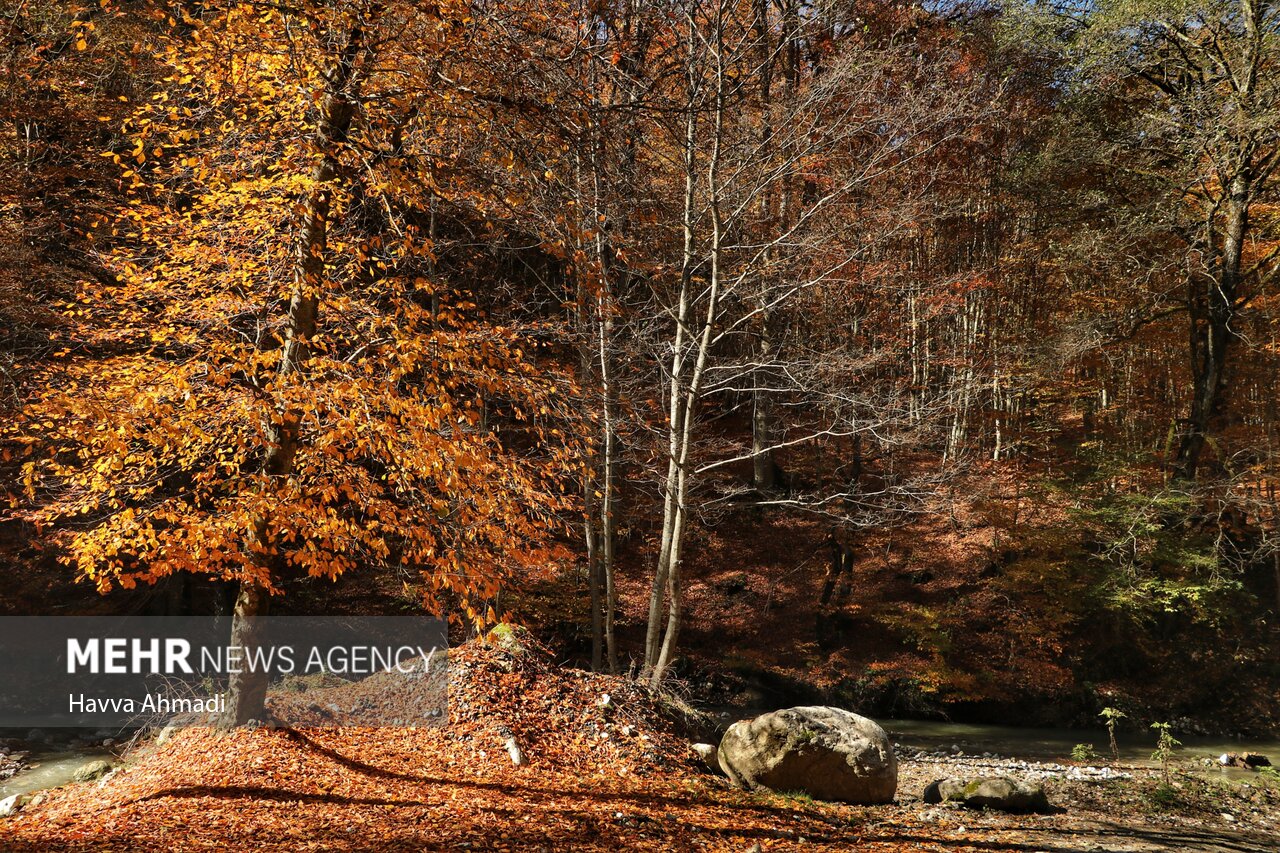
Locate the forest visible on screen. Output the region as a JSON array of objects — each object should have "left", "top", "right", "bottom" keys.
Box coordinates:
[{"left": 0, "top": 1, "right": 1278, "bottom": 850}]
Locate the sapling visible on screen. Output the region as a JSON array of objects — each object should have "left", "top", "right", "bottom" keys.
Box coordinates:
[
  {"left": 1100, "top": 707, "right": 1126, "bottom": 763},
  {"left": 1150, "top": 721, "right": 1181, "bottom": 786}
]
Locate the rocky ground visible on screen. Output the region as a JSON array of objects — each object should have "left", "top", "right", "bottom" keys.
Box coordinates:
[
  {"left": 892, "top": 749, "right": 1279, "bottom": 852},
  {"left": 0, "top": 743, "right": 26, "bottom": 784}
]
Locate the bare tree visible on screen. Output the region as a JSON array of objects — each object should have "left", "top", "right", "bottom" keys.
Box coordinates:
[{"left": 637, "top": 0, "right": 993, "bottom": 685}]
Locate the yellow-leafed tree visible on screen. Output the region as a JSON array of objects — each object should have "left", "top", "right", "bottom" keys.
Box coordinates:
[{"left": 15, "top": 0, "right": 577, "bottom": 725}]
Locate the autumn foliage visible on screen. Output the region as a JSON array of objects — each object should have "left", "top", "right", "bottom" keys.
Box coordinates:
[
  {"left": 0, "top": 0, "right": 1278, "bottom": 735},
  {"left": 9, "top": 2, "right": 578, "bottom": 627}
]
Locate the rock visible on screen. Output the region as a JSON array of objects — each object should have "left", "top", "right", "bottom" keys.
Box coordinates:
[
  {"left": 922, "top": 776, "right": 1051, "bottom": 813},
  {"left": 717, "top": 706, "right": 897, "bottom": 804},
  {"left": 503, "top": 735, "right": 525, "bottom": 767},
  {"left": 923, "top": 778, "right": 963, "bottom": 803},
  {"left": 692, "top": 742, "right": 722, "bottom": 774},
  {"left": 0, "top": 794, "right": 30, "bottom": 818},
  {"left": 1220, "top": 752, "right": 1271, "bottom": 769},
  {"left": 73, "top": 758, "right": 114, "bottom": 783},
  {"left": 485, "top": 623, "right": 530, "bottom": 656}
]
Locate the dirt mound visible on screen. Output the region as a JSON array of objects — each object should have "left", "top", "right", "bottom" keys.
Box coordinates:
[{"left": 442, "top": 625, "right": 701, "bottom": 775}]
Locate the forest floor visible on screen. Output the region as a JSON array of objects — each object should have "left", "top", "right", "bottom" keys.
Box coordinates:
[{"left": 3, "top": 633, "right": 1277, "bottom": 852}]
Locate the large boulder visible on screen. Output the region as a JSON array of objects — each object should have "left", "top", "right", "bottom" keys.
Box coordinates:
[
  {"left": 717, "top": 706, "right": 897, "bottom": 804},
  {"left": 922, "top": 776, "right": 1051, "bottom": 813}
]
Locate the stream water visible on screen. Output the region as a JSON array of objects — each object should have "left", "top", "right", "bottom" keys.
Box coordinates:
[
  {"left": 0, "top": 749, "right": 114, "bottom": 800},
  {"left": 879, "top": 718, "right": 1280, "bottom": 765}
]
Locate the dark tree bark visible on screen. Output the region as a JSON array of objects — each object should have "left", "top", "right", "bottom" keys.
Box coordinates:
[
  {"left": 1172, "top": 173, "right": 1249, "bottom": 481},
  {"left": 221, "top": 580, "right": 271, "bottom": 726},
  {"left": 220, "top": 15, "right": 367, "bottom": 728}
]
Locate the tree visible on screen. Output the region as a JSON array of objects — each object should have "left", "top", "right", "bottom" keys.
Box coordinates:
[
  {"left": 1026, "top": 0, "right": 1280, "bottom": 480},
  {"left": 633, "top": 0, "right": 994, "bottom": 685},
  {"left": 14, "top": 0, "right": 576, "bottom": 725}
]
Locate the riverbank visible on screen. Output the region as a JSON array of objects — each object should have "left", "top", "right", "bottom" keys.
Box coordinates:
[
  {"left": 9, "top": 712, "right": 1278, "bottom": 802},
  {"left": 897, "top": 751, "right": 1278, "bottom": 848},
  {"left": 2, "top": 635, "right": 1276, "bottom": 851}
]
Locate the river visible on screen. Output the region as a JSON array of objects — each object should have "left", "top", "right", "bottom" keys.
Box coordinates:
[{"left": 880, "top": 718, "right": 1280, "bottom": 765}]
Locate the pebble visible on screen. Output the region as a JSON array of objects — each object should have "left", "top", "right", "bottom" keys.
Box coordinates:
[{"left": 906, "top": 752, "right": 1132, "bottom": 782}]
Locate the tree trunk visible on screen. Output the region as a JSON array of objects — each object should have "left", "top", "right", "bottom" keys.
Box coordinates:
[
  {"left": 643, "top": 10, "right": 700, "bottom": 683},
  {"left": 1273, "top": 548, "right": 1280, "bottom": 616},
  {"left": 221, "top": 580, "right": 271, "bottom": 727},
  {"left": 598, "top": 283, "right": 619, "bottom": 673},
  {"left": 219, "top": 19, "right": 366, "bottom": 728},
  {"left": 575, "top": 150, "right": 604, "bottom": 672},
  {"left": 1172, "top": 170, "right": 1248, "bottom": 481},
  {"left": 585, "top": 468, "right": 602, "bottom": 670},
  {"left": 750, "top": 0, "right": 776, "bottom": 493},
  {"left": 751, "top": 310, "right": 775, "bottom": 492},
  {"left": 647, "top": 6, "right": 724, "bottom": 687}
]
